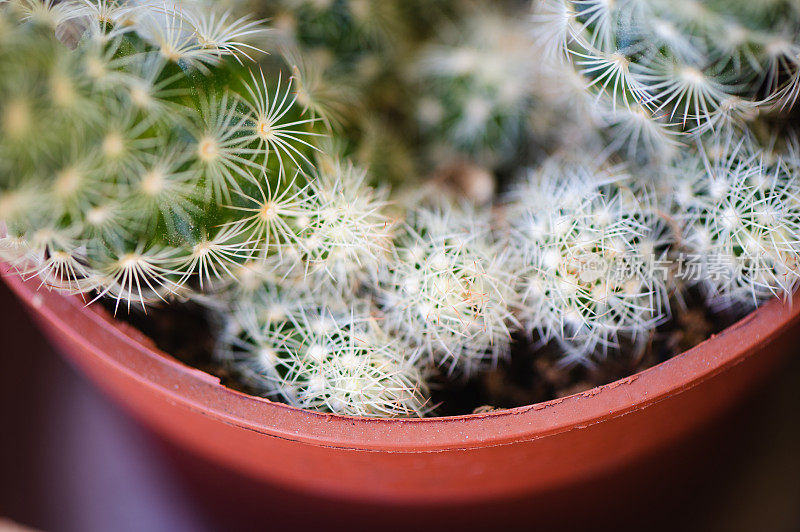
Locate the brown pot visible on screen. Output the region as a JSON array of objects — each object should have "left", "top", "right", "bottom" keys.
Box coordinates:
[{"left": 3, "top": 266, "right": 799, "bottom": 525}]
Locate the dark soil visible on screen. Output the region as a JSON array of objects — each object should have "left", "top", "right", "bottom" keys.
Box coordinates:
[
  {"left": 433, "top": 290, "right": 744, "bottom": 416},
  {"left": 104, "top": 289, "right": 745, "bottom": 417},
  {"left": 100, "top": 299, "right": 252, "bottom": 395}
]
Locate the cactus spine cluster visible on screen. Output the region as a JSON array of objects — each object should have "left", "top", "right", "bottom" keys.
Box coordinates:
[
  {"left": 506, "top": 161, "right": 669, "bottom": 363},
  {"left": 0, "top": 0, "right": 320, "bottom": 309},
  {"left": 533, "top": 0, "right": 800, "bottom": 156},
  {"left": 668, "top": 133, "right": 800, "bottom": 307}
]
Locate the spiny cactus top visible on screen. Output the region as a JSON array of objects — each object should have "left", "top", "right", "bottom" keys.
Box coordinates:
[
  {"left": 667, "top": 132, "right": 800, "bottom": 308},
  {"left": 0, "top": 0, "right": 323, "bottom": 310},
  {"left": 376, "top": 205, "right": 519, "bottom": 376},
  {"left": 534, "top": 0, "right": 800, "bottom": 149},
  {"left": 220, "top": 283, "right": 431, "bottom": 417},
  {"left": 505, "top": 158, "right": 669, "bottom": 363}
]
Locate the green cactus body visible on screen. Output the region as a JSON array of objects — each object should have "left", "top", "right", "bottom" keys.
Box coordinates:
[
  {"left": 416, "top": 9, "right": 538, "bottom": 168},
  {"left": 0, "top": 0, "right": 320, "bottom": 310}
]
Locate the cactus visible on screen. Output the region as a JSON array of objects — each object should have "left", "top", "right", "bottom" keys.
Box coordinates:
[
  {"left": 218, "top": 283, "right": 431, "bottom": 417},
  {"left": 0, "top": 0, "right": 320, "bottom": 310},
  {"left": 533, "top": 0, "right": 800, "bottom": 153},
  {"left": 375, "top": 204, "right": 519, "bottom": 376},
  {"left": 250, "top": 0, "right": 423, "bottom": 185},
  {"left": 667, "top": 132, "right": 800, "bottom": 308},
  {"left": 505, "top": 158, "right": 670, "bottom": 364},
  {"left": 415, "top": 8, "right": 539, "bottom": 167},
  {"left": 0, "top": 0, "right": 434, "bottom": 417}
]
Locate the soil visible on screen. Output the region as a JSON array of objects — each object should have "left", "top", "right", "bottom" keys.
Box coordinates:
[
  {"left": 105, "top": 289, "right": 745, "bottom": 417},
  {"left": 434, "top": 290, "right": 744, "bottom": 416},
  {"left": 102, "top": 299, "right": 252, "bottom": 395}
]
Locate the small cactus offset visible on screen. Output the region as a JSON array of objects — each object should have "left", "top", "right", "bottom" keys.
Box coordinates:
[
  {"left": 227, "top": 156, "right": 394, "bottom": 296},
  {"left": 505, "top": 159, "right": 669, "bottom": 363},
  {"left": 667, "top": 133, "right": 800, "bottom": 308},
  {"left": 3, "top": 0, "right": 800, "bottom": 417},
  {"left": 219, "top": 284, "right": 431, "bottom": 417},
  {"left": 376, "top": 204, "right": 519, "bottom": 376}
]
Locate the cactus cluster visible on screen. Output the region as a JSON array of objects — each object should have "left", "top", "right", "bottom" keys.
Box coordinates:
[
  {"left": 0, "top": 0, "right": 321, "bottom": 311},
  {"left": 533, "top": 0, "right": 800, "bottom": 157},
  {"left": 2, "top": 0, "right": 800, "bottom": 417}
]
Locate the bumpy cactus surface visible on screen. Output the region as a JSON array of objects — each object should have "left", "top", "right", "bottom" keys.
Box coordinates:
[
  {"left": 0, "top": 0, "right": 323, "bottom": 311},
  {"left": 534, "top": 0, "right": 800, "bottom": 154},
  {"left": 667, "top": 133, "right": 800, "bottom": 307}
]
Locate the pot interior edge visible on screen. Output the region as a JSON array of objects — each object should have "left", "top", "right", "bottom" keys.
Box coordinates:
[{"left": 3, "top": 266, "right": 797, "bottom": 449}]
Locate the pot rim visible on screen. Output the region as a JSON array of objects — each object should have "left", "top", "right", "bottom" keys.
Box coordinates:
[{"left": 4, "top": 266, "right": 798, "bottom": 452}]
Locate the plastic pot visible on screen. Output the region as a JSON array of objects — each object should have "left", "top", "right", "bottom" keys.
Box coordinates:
[{"left": 3, "top": 266, "right": 799, "bottom": 524}]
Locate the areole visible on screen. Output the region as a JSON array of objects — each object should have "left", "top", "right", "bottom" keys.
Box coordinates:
[{"left": 3, "top": 266, "right": 799, "bottom": 504}]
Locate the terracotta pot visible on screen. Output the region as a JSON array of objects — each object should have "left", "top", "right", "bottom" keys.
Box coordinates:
[{"left": 3, "top": 265, "right": 799, "bottom": 520}]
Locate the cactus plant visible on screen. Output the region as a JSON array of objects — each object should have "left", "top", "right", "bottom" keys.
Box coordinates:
[
  {"left": 249, "top": 0, "right": 424, "bottom": 185},
  {"left": 218, "top": 283, "right": 431, "bottom": 417},
  {"left": 375, "top": 204, "right": 519, "bottom": 376},
  {"left": 667, "top": 132, "right": 800, "bottom": 308},
  {"left": 533, "top": 0, "right": 800, "bottom": 154},
  {"left": 505, "top": 158, "right": 670, "bottom": 364},
  {"left": 415, "top": 7, "right": 539, "bottom": 167},
  {"left": 0, "top": 0, "right": 435, "bottom": 417}
]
